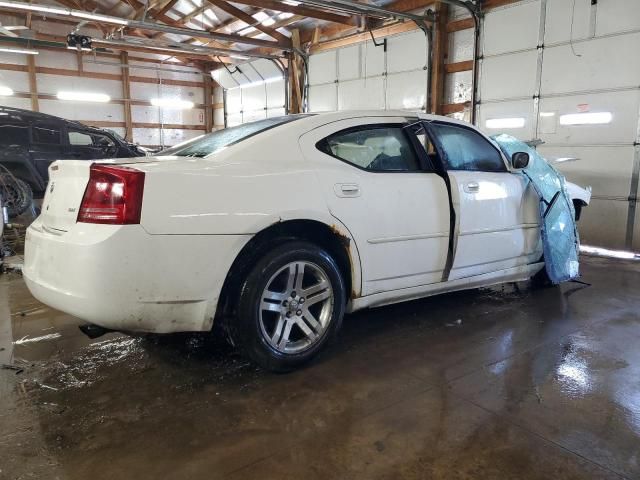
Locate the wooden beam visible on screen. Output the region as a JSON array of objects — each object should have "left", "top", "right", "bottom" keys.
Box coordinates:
[
  {"left": 221, "top": 0, "right": 355, "bottom": 26},
  {"left": 444, "top": 60, "right": 473, "bottom": 73},
  {"left": 27, "top": 56, "right": 39, "bottom": 111},
  {"left": 308, "top": 20, "right": 419, "bottom": 53},
  {"left": 429, "top": 2, "right": 448, "bottom": 114},
  {"left": 446, "top": 17, "right": 473, "bottom": 32},
  {"left": 442, "top": 102, "right": 470, "bottom": 114},
  {"left": 206, "top": 0, "right": 290, "bottom": 44},
  {"left": 121, "top": 51, "right": 134, "bottom": 142}
]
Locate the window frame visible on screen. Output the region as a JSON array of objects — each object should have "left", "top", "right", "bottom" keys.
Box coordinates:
[
  {"left": 425, "top": 120, "right": 508, "bottom": 173},
  {"left": 315, "top": 122, "right": 435, "bottom": 174}
]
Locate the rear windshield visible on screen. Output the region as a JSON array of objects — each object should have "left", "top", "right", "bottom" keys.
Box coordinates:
[{"left": 160, "top": 114, "right": 313, "bottom": 158}]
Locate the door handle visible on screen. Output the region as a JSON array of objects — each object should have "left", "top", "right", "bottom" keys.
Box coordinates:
[
  {"left": 464, "top": 181, "right": 479, "bottom": 193},
  {"left": 334, "top": 183, "right": 361, "bottom": 198}
]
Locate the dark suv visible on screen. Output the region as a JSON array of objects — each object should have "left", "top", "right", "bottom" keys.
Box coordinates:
[{"left": 0, "top": 106, "right": 146, "bottom": 201}]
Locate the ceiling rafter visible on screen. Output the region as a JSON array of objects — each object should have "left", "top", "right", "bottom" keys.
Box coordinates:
[
  {"left": 206, "top": 0, "right": 289, "bottom": 43},
  {"left": 224, "top": 0, "right": 355, "bottom": 26}
]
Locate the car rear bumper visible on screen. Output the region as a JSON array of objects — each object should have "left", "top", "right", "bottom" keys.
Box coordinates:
[{"left": 23, "top": 219, "right": 250, "bottom": 333}]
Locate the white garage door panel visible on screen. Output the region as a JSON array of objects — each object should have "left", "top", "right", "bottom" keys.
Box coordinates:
[
  {"left": 362, "top": 42, "right": 385, "bottom": 77},
  {"left": 541, "top": 33, "right": 640, "bottom": 94},
  {"left": 596, "top": 0, "right": 640, "bottom": 36},
  {"left": 338, "top": 77, "right": 385, "bottom": 110},
  {"left": 226, "top": 88, "right": 242, "bottom": 114},
  {"left": 227, "top": 113, "right": 242, "bottom": 127},
  {"left": 267, "top": 108, "right": 285, "bottom": 118},
  {"left": 386, "top": 71, "right": 426, "bottom": 110},
  {"left": 309, "top": 50, "right": 337, "bottom": 85},
  {"left": 266, "top": 79, "right": 285, "bottom": 109},
  {"left": 537, "top": 145, "right": 635, "bottom": 198},
  {"left": 251, "top": 59, "right": 282, "bottom": 80},
  {"left": 538, "top": 90, "right": 640, "bottom": 145},
  {"left": 387, "top": 30, "right": 427, "bottom": 73},
  {"left": 212, "top": 68, "right": 237, "bottom": 89},
  {"left": 242, "top": 84, "right": 266, "bottom": 111},
  {"left": 544, "top": 0, "right": 591, "bottom": 45},
  {"left": 478, "top": 99, "right": 534, "bottom": 140},
  {"left": 480, "top": 50, "right": 538, "bottom": 101},
  {"left": 338, "top": 44, "right": 361, "bottom": 81},
  {"left": 577, "top": 198, "right": 629, "bottom": 249},
  {"left": 483, "top": 0, "right": 541, "bottom": 56},
  {"left": 309, "top": 83, "right": 337, "bottom": 112},
  {"left": 243, "top": 109, "right": 266, "bottom": 123}
]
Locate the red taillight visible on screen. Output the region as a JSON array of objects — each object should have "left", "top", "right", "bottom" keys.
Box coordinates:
[{"left": 77, "top": 164, "right": 145, "bottom": 224}]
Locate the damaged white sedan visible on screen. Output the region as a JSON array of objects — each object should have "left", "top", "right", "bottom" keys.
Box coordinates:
[{"left": 23, "top": 111, "right": 591, "bottom": 371}]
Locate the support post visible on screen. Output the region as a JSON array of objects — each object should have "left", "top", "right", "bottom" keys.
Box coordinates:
[
  {"left": 430, "top": 1, "right": 449, "bottom": 115},
  {"left": 120, "top": 51, "right": 134, "bottom": 142}
]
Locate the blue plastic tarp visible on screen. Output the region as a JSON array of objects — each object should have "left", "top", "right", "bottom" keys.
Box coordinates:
[{"left": 491, "top": 134, "right": 580, "bottom": 284}]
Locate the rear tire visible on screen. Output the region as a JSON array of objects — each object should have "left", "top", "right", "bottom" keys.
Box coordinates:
[
  {"left": 229, "top": 241, "right": 346, "bottom": 372},
  {"left": 2, "top": 178, "right": 33, "bottom": 218}
]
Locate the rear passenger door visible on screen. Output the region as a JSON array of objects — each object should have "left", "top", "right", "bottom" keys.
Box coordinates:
[
  {"left": 30, "top": 122, "right": 65, "bottom": 182},
  {"left": 427, "top": 121, "right": 540, "bottom": 280},
  {"left": 300, "top": 117, "right": 451, "bottom": 296}
]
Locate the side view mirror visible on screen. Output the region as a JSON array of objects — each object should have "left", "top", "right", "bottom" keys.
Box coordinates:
[{"left": 511, "top": 152, "right": 530, "bottom": 169}]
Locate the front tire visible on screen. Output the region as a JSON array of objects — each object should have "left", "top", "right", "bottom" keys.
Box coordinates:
[{"left": 230, "top": 241, "right": 346, "bottom": 372}]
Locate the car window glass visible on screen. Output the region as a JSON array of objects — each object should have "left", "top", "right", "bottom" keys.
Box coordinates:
[
  {"left": 92, "top": 133, "right": 115, "bottom": 148},
  {"left": 68, "top": 130, "right": 94, "bottom": 146},
  {"left": 321, "top": 127, "right": 420, "bottom": 172},
  {"left": 33, "top": 124, "right": 61, "bottom": 145},
  {"left": 0, "top": 124, "right": 29, "bottom": 146},
  {"left": 430, "top": 123, "right": 505, "bottom": 172}
]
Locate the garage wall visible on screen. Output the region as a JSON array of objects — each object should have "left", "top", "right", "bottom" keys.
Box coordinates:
[
  {"left": 471, "top": 0, "right": 640, "bottom": 250},
  {"left": 307, "top": 29, "right": 429, "bottom": 113},
  {"left": 0, "top": 34, "right": 212, "bottom": 148}
]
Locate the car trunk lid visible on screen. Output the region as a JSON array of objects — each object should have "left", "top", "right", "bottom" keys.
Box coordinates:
[{"left": 39, "top": 161, "right": 91, "bottom": 232}]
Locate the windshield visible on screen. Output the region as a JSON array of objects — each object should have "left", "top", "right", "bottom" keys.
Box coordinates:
[{"left": 160, "top": 114, "right": 313, "bottom": 158}]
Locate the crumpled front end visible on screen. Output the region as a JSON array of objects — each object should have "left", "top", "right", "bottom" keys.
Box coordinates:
[{"left": 492, "top": 134, "right": 580, "bottom": 284}]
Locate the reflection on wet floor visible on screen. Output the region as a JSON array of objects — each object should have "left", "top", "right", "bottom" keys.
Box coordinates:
[{"left": 0, "top": 255, "right": 639, "bottom": 479}]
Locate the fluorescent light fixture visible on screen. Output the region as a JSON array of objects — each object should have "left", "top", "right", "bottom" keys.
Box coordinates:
[
  {"left": 57, "top": 91, "right": 111, "bottom": 102},
  {"left": 0, "top": 46, "right": 38, "bottom": 55},
  {"left": 0, "top": 1, "right": 67, "bottom": 15},
  {"left": 559, "top": 112, "right": 612, "bottom": 125},
  {"left": 150, "top": 98, "right": 194, "bottom": 109},
  {"left": 70, "top": 11, "right": 129, "bottom": 25},
  {"left": 485, "top": 117, "right": 525, "bottom": 129},
  {"left": 66, "top": 46, "right": 91, "bottom": 52},
  {"left": 539, "top": 111, "right": 555, "bottom": 117},
  {"left": 0, "top": 86, "right": 14, "bottom": 96},
  {"left": 278, "top": 12, "right": 294, "bottom": 19},
  {"left": 228, "top": 53, "right": 250, "bottom": 60},
  {"left": 283, "top": 0, "right": 300, "bottom": 5}
]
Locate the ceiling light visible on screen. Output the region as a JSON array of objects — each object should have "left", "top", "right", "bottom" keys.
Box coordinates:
[
  {"left": 0, "top": 1, "right": 67, "bottom": 15},
  {"left": 539, "top": 111, "right": 555, "bottom": 117},
  {"left": 485, "top": 117, "right": 525, "bottom": 129},
  {"left": 278, "top": 12, "right": 294, "bottom": 19},
  {"left": 57, "top": 91, "right": 110, "bottom": 102},
  {"left": 283, "top": 0, "right": 300, "bottom": 5},
  {"left": 559, "top": 112, "right": 612, "bottom": 125},
  {"left": 71, "top": 11, "right": 129, "bottom": 25},
  {"left": 150, "top": 98, "right": 194, "bottom": 109},
  {"left": 0, "top": 86, "right": 14, "bottom": 96},
  {"left": 0, "top": 46, "right": 39, "bottom": 55}
]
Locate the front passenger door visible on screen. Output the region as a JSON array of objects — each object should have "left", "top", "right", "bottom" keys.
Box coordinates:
[{"left": 428, "top": 122, "right": 540, "bottom": 280}]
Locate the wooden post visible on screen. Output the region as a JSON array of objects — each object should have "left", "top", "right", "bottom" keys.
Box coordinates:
[
  {"left": 204, "top": 75, "right": 213, "bottom": 132},
  {"left": 27, "top": 55, "right": 39, "bottom": 112},
  {"left": 430, "top": 1, "right": 449, "bottom": 115},
  {"left": 120, "top": 51, "right": 134, "bottom": 142},
  {"left": 288, "top": 29, "right": 304, "bottom": 114}
]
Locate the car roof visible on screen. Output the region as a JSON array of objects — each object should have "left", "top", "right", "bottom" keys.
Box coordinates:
[
  {"left": 287, "top": 110, "right": 473, "bottom": 130},
  {"left": 0, "top": 105, "right": 107, "bottom": 134}
]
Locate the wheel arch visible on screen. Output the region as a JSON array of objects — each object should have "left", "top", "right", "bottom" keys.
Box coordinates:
[{"left": 215, "top": 218, "right": 362, "bottom": 323}]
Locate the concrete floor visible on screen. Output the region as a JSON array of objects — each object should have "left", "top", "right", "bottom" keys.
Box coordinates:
[{"left": 1, "top": 254, "right": 639, "bottom": 479}]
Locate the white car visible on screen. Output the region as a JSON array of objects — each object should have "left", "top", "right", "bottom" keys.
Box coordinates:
[{"left": 23, "top": 111, "right": 591, "bottom": 371}]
